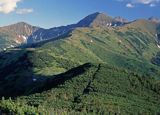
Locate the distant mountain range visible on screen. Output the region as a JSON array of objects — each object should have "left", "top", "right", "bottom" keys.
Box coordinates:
[
  {"left": 0, "top": 12, "right": 160, "bottom": 50},
  {"left": 27, "top": 12, "right": 129, "bottom": 43}
]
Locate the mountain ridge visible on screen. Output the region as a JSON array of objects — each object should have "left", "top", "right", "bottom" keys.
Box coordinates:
[
  {"left": 0, "top": 12, "right": 160, "bottom": 47},
  {"left": 27, "top": 12, "right": 160, "bottom": 44}
]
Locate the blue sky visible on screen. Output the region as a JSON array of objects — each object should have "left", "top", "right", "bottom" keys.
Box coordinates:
[{"left": 0, "top": 0, "right": 160, "bottom": 28}]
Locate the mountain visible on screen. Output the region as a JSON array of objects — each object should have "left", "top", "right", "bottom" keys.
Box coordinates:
[
  {"left": 27, "top": 12, "right": 128, "bottom": 44},
  {"left": 0, "top": 13, "right": 159, "bottom": 46},
  {"left": 1, "top": 22, "right": 160, "bottom": 91},
  {"left": 0, "top": 22, "right": 38, "bottom": 38},
  {"left": 27, "top": 24, "right": 76, "bottom": 43},
  {"left": 0, "top": 22, "right": 39, "bottom": 50},
  {"left": 77, "top": 12, "right": 128, "bottom": 27},
  {"left": 0, "top": 12, "right": 160, "bottom": 114},
  {"left": 114, "top": 16, "right": 129, "bottom": 25},
  {"left": 77, "top": 12, "right": 113, "bottom": 27},
  {"left": 148, "top": 17, "right": 160, "bottom": 23}
]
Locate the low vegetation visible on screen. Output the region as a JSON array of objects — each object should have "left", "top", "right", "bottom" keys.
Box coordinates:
[
  {"left": 0, "top": 63, "right": 160, "bottom": 114},
  {"left": 0, "top": 26, "right": 160, "bottom": 114}
]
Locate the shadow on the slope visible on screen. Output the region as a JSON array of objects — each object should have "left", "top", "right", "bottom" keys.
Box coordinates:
[
  {"left": 0, "top": 49, "right": 92, "bottom": 98},
  {"left": 27, "top": 62, "right": 92, "bottom": 95}
]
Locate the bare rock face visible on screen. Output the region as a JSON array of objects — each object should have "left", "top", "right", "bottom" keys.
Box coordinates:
[{"left": 0, "top": 22, "right": 39, "bottom": 44}]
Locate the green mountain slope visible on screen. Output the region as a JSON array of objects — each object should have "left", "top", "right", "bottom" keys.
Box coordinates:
[
  {"left": 0, "top": 32, "right": 17, "bottom": 50},
  {"left": 1, "top": 23, "right": 160, "bottom": 96},
  {"left": 28, "top": 25, "right": 160, "bottom": 76},
  {"left": 0, "top": 19, "right": 160, "bottom": 114},
  {"left": 0, "top": 63, "right": 160, "bottom": 114},
  {"left": 1, "top": 26, "right": 160, "bottom": 79}
]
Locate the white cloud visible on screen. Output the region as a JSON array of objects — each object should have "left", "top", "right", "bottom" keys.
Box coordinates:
[
  {"left": 126, "top": 3, "right": 135, "bottom": 7},
  {"left": 0, "top": 0, "right": 21, "bottom": 14},
  {"left": 16, "top": 8, "right": 33, "bottom": 14},
  {"left": 135, "top": 0, "right": 159, "bottom": 4},
  {"left": 149, "top": 3, "right": 156, "bottom": 6},
  {"left": 116, "top": 0, "right": 160, "bottom": 7}
]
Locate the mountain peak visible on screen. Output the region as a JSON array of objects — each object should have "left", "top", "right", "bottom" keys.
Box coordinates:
[
  {"left": 0, "top": 22, "right": 39, "bottom": 45},
  {"left": 14, "top": 22, "right": 36, "bottom": 28},
  {"left": 16, "top": 21, "right": 30, "bottom": 25},
  {"left": 114, "top": 16, "right": 128, "bottom": 23},
  {"left": 1, "top": 22, "right": 33, "bottom": 28},
  {"left": 148, "top": 17, "right": 160, "bottom": 23},
  {"left": 77, "top": 12, "right": 129, "bottom": 27},
  {"left": 1, "top": 22, "right": 39, "bottom": 35},
  {"left": 90, "top": 12, "right": 102, "bottom": 15},
  {"left": 77, "top": 12, "right": 113, "bottom": 27},
  {"left": 90, "top": 12, "right": 108, "bottom": 17}
]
